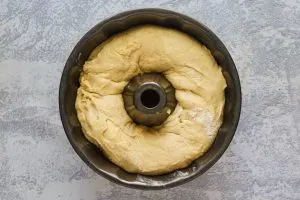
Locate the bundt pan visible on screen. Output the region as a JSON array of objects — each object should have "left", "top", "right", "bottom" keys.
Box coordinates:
[{"left": 59, "top": 8, "right": 241, "bottom": 189}]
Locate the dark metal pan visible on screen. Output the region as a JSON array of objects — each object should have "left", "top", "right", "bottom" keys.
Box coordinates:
[{"left": 59, "top": 8, "right": 241, "bottom": 189}]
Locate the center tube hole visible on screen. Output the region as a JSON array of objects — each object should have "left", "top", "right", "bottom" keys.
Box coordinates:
[{"left": 140, "top": 89, "right": 160, "bottom": 109}]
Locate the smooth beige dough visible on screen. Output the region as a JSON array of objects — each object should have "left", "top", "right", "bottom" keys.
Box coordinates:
[{"left": 75, "top": 25, "right": 227, "bottom": 175}]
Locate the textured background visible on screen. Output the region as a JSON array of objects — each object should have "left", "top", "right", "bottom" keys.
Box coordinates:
[{"left": 1, "top": 0, "right": 300, "bottom": 199}]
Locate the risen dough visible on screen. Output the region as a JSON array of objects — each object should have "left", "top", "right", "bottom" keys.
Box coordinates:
[{"left": 76, "top": 25, "right": 226, "bottom": 175}]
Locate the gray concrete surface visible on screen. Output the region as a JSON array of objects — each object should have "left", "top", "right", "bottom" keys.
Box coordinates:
[{"left": 0, "top": 0, "right": 300, "bottom": 199}]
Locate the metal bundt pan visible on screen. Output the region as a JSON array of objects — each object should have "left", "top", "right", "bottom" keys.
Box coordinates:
[{"left": 59, "top": 9, "right": 241, "bottom": 189}]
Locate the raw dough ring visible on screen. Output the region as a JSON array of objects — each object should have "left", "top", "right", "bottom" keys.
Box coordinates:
[{"left": 75, "top": 25, "right": 226, "bottom": 175}]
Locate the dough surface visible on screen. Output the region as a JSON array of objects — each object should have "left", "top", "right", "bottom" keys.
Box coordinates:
[{"left": 75, "top": 25, "right": 226, "bottom": 175}]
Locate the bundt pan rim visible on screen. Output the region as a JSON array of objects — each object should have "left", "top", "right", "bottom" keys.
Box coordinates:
[{"left": 59, "top": 8, "right": 242, "bottom": 189}]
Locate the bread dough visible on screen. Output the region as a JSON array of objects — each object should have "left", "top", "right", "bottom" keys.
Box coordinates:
[{"left": 75, "top": 25, "right": 226, "bottom": 175}]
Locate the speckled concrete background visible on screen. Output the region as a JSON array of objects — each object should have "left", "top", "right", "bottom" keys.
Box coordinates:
[{"left": 0, "top": 0, "right": 299, "bottom": 199}]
